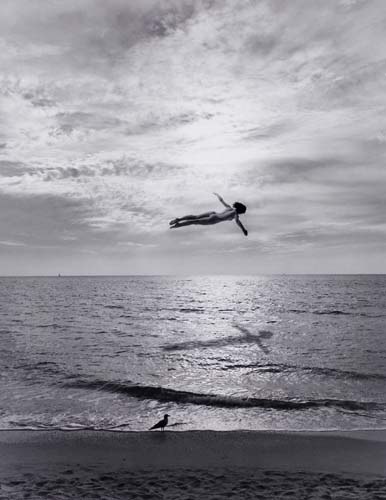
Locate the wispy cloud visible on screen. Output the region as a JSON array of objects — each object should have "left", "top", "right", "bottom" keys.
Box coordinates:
[{"left": 0, "top": 239, "right": 26, "bottom": 247}]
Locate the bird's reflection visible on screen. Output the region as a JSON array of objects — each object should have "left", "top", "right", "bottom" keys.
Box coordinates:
[{"left": 163, "top": 323, "right": 273, "bottom": 354}]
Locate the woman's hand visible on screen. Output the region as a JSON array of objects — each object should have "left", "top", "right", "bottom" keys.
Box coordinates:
[{"left": 213, "top": 192, "right": 231, "bottom": 208}]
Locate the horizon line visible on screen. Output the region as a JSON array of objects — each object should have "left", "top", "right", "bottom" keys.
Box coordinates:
[{"left": 1, "top": 273, "right": 385, "bottom": 278}]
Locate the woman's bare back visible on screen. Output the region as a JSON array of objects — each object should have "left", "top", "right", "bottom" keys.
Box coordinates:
[{"left": 215, "top": 207, "right": 236, "bottom": 222}]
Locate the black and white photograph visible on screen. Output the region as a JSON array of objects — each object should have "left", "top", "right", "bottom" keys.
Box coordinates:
[{"left": 0, "top": 0, "right": 386, "bottom": 498}]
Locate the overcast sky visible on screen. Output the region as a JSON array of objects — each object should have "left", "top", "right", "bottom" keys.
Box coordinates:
[{"left": 0, "top": 0, "right": 385, "bottom": 275}]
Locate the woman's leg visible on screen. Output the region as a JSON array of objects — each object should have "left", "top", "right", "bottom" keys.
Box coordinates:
[
  {"left": 171, "top": 215, "right": 219, "bottom": 228},
  {"left": 170, "top": 212, "right": 215, "bottom": 225}
]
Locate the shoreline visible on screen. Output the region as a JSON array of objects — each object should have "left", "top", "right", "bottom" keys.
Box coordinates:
[
  {"left": 1, "top": 429, "right": 385, "bottom": 498},
  {"left": 1, "top": 428, "right": 386, "bottom": 474},
  {"left": 2, "top": 427, "right": 386, "bottom": 443}
]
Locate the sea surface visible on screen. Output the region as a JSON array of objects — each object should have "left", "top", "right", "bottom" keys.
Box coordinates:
[{"left": 0, "top": 275, "right": 385, "bottom": 432}]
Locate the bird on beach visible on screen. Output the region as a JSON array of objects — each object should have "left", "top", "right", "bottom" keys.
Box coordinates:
[{"left": 150, "top": 414, "right": 169, "bottom": 431}]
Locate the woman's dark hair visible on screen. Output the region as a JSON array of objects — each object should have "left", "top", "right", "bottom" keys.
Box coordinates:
[{"left": 233, "top": 202, "right": 247, "bottom": 214}]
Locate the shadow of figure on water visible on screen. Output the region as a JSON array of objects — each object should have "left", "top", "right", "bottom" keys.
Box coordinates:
[{"left": 163, "top": 323, "right": 273, "bottom": 354}]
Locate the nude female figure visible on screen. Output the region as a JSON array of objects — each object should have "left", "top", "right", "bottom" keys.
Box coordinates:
[{"left": 169, "top": 193, "right": 248, "bottom": 236}]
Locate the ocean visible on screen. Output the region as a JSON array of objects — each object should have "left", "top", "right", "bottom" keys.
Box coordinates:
[{"left": 1, "top": 275, "right": 385, "bottom": 432}]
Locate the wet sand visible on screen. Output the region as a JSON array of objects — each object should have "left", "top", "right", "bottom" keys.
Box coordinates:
[{"left": 0, "top": 430, "right": 385, "bottom": 499}]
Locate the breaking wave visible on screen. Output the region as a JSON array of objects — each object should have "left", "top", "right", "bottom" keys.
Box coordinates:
[{"left": 64, "top": 378, "right": 382, "bottom": 413}]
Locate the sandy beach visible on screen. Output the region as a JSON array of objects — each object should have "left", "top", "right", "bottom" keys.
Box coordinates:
[{"left": 0, "top": 430, "right": 385, "bottom": 499}]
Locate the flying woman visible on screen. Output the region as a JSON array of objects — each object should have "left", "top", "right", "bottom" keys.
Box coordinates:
[{"left": 169, "top": 193, "right": 248, "bottom": 236}]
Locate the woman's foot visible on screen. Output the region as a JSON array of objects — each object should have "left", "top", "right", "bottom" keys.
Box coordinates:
[{"left": 169, "top": 218, "right": 179, "bottom": 225}]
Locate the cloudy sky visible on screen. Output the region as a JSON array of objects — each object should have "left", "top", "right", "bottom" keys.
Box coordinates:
[{"left": 0, "top": 0, "right": 385, "bottom": 275}]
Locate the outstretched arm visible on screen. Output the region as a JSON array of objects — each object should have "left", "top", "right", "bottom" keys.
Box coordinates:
[
  {"left": 235, "top": 214, "right": 248, "bottom": 236},
  {"left": 213, "top": 192, "right": 231, "bottom": 208}
]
